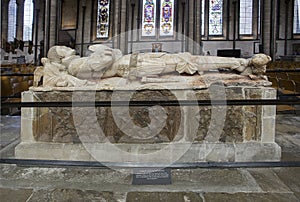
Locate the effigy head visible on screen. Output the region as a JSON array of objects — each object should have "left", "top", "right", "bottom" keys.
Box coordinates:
[
  {"left": 250, "top": 54, "right": 272, "bottom": 75},
  {"left": 47, "top": 46, "right": 76, "bottom": 63},
  {"left": 251, "top": 54, "right": 272, "bottom": 67}
]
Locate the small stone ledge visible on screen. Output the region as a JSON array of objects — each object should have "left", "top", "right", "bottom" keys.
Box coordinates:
[{"left": 15, "top": 142, "right": 281, "bottom": 162}]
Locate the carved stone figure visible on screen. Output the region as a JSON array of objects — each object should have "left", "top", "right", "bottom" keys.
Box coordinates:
[
  {"left": 37, "top": 44, "right": 271, "bottom": 87},
  {"left": 112, "top": 52, "right": 271, "bottom": 80},
  {"left": 41, "top": 57, "right": 89, "bottom": 87},
  {"left": 66, "top": 44, "right": 122, "bottom": 79},
  {"left": 40, "top": 46, "right": 90, "bottom": 87}
]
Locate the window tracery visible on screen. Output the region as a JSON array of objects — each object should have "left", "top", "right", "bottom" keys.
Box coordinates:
[
  {"left": 8, "top": 0, "right": 17, "bottom": 42},
  {"left": 209, "top": 0, "right": 223, "bottom": 36},
  {"left": 201, "top": 0, "right": 205, "bottom": 35},
  {"left": 142, "top": 0, "right": 157, "bottom": 36},
  {"left": 159, "top": 0, "right": 174, "bottom": 36},
  {"left": 294, "top": 0, "right": 300, "bottom": 34},
  {"left": 141, "top": 0, "right": 174, "bottom": 37},
  {"left": 23, "top": 0, "right": 34, "bottom": 41},
  {"left": 97, "top": 0, "right": 110, "bottom": 38},
  {"left": 239, "top": 0, "right": 253, "bottom": 35}
]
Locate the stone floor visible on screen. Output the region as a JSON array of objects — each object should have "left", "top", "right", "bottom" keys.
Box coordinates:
[{"left": 0, "top": 113, "right": 299, "bottom": 201}]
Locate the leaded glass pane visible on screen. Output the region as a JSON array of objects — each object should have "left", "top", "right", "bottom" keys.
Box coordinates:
[
  {"left": 23, "top": 0, "right": 34, "bottom": 41},
  {"left": 239, "top": 0, "right": 253, "bottom": 35},
  {"left": 159, "top": 0, "right": 174, "bottom": 36},
  {"left": 294, "top": 0, "right": 300, "bottom": 34},
  {"left": 8, "top": 0, "right": 17, "bottom": 42},
  {"left": 97, "top": 0, "right": 110, "bottom": 38},
  {"left": 209, "top": 0, "right": 223, "bottom": 35},
  {"left": 201, "top": 0, "right": 205, "bottom": 35},
  {"left": 142, "top": 0, "right": 157, "bottom": 36},
  {"left": 258, "top": 0, "right": 261, "bottom": 34}
]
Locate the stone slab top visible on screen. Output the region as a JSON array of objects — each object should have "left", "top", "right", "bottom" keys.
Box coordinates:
[{"left": 30, "top": 73, "right": 272, "bottom": 92}]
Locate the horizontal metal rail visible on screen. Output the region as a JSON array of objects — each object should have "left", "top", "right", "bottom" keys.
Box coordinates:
[
  {"left": 1, "top": 99, "right": 300, "bottom": 108},
  {"left": 1, "top": 95, "right": 22, "bottom": 99},
  {"left": 0, "top": 158, "right": 299, "bottom": 169},
  {"left": 1, "top": 73, "right": 34, "bottom": 77},
  {"left": 279, "top": 93, "right": 300, "bottom": 97},
  {"left": 266, "top": 69, "right": 300, "bottom": 73}
]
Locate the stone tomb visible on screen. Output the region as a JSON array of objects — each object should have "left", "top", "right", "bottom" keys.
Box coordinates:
[{"left": 15, "top": 74, "right": 281, "bottom": 163}]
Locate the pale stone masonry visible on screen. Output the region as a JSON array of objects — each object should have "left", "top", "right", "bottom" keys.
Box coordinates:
[{"left": 15, "top": 74, "right": 281, "bottom": 162}]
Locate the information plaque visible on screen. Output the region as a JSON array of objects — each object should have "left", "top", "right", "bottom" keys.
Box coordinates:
[{"left": 132, "top": 168, "right": 172, "bottom": 185}]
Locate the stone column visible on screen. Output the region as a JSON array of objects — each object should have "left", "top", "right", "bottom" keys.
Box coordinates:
[
  {"left": 283, "top": 0, "right": 293, "bottom": 55},
  {"left": 80, "top": 0, "right": 87, "bottom": 56},
  {"left": 184, "top": 0, "right": 202, "bottom": 55},
  {"left": 1, "top": 0, "right": 9, "bottom": 48},
  {"left": 32, "top": 0, "right": 41, "bottom": 63},
  {"left": 261, "top": 0, "right": 277, "bottom": 60},
  {"left": 44, "top": 0, "right": 50, "bottom": 53},
  {"left": 44, "top": 0, "right": 57, "bottom": 54},
  {"left": 49, "top": 0, "right": 57, "bottom": 48},
  {"left": 118, "top": 0, "right": 128, "bottom": 54},
  {"left": 16, "top": 0, "right": 25, "bottom": 40},
  {"left": 194, "top": 0, "right": 203, "bottom": 55}
]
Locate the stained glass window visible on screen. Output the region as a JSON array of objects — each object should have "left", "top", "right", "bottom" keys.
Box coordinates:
[
  {"left": 209, "top": 0, "right": 223, "bottom": 35},
  {"left": 97, "top": 0, "right": 110, "bottom": 38},
  {"left": 294, "top": 0, "right": 300, "bottom": 34},
  {"left": 8, "top": 0, "right": 17, "bottom": 42},
  {"left": 239, "top": 0, "right": 253, "bottom": 35},
  {"left": 23, "top": 0, "right": 34, "bottom": 41},
  {"left": 258, "top": 0, "right": 261, "bottom": 34},
  {"left": 159, "top": 0, "right": 174, "bottom": 36},
  {"left": 142, "top": 0, "right": 157, "bottom": 36},
  {"left": 201, "top": 0, "right": 205, "bottom": 35}
]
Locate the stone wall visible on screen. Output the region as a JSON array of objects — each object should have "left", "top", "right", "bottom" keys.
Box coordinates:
[
  {"left": 16, "top": 83, "right": 281, "bottom": 162},
  {"left": 27, "top": 87, "right": 276, "bottom": 144}
]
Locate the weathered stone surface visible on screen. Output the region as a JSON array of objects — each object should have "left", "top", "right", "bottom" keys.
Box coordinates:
[
  {"left": 171, "top": 169, "right": 261, "bottom": 193},
  {"left": 2, "top": 164, "right": 299, "bottom": 201},
  {"left": 32, "top": 90, "right": 182, "bottom": 144},
  {"left": 235, "top": 143, "right": 281, "bottom": 162},
  {"left": 243, "top": 105, "right": 259, "bottom": 141},
  {"left": 206, "top": 144, "right": 235, "bottom": 162},
  {"left": 247, "top": 168, "right": 292, "bottom": 193},
  {"left": 0, "top": 116, "right": 20, "bottom": 149},
  {"left": 261, "top": 118, "right": 276, "bottom": 142},
  {"left": 15, "top": 142, "right": 93, "bottom": 161},
  {"left": 126, "top": 192, "right": 203, "bottom": 202},
  {"left": 275, "top": 114, "right": 300, "bottom": 154},
  {"left": 220, "top": 106, "right": 244, "bottom": 142},
  {"left": 191, "top": 87, "right": 273, "bottom": 143},
  {"left": 0, "top": 188, "right": 33, "bottom": 202},
  {"left": 273, "top": 168, "right": 300, "bottom": 199},
  {"left": 99, "top": 90, "right": 182, "bottom": 143},
  {"left": 0, "top": 164, "right": 261, "bottom": 193},
  {"left": 244, "top": 87, "right": 263, "bottom": 99},
  {"left": 18, "top": 85, "right": 279, "bottom": 162},
  {"left": 15, "top": 142, "right": 282, "bottom": 162},
  {"left": 28, "top": 189, "right": 116, "bottom": 202},
  {"left": 203, "top": 193, "right": 299, "bottom": 202}
]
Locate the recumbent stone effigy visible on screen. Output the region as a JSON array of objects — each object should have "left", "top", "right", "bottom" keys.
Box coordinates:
[
  {"left": 16, "top": 45, "right": 280, "bottom": 163},
  {"left": 35, "top": 44, "right": 271, "bottom": 87}
]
